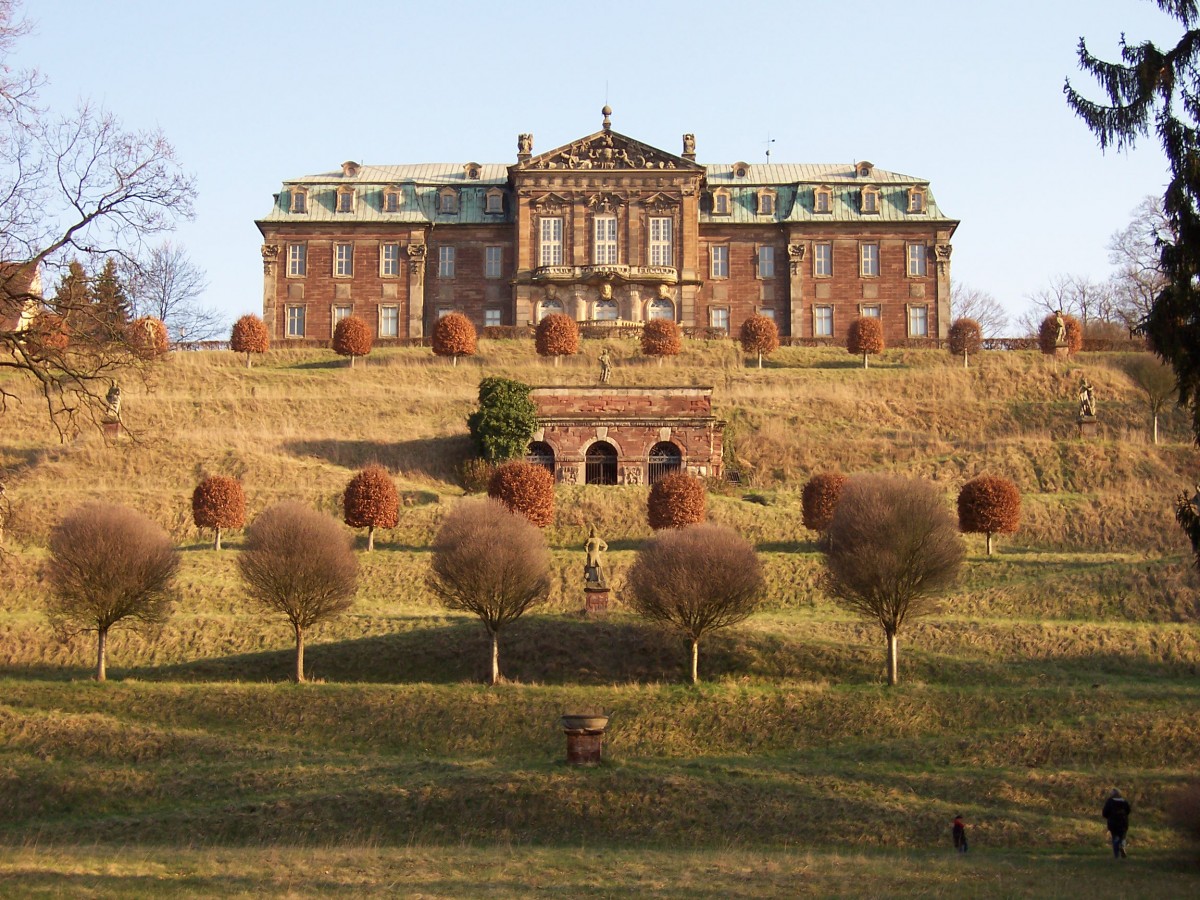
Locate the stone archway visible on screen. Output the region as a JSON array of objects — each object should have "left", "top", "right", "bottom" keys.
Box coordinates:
[
  {"left": 526, "top": 440, "right": 555, "bottom": 473},
  {"left": 647, "top": 441, "right": 682, "bottom": 483},
  {"left": 585, "top": 441, "right": 618, "bottom": 485}
]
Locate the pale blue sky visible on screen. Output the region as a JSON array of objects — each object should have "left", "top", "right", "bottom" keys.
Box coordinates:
[{"left": 15, "top": 1, "right": 1180, "bottom": 333}]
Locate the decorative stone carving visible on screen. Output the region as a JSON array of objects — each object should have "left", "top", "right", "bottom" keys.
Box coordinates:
[
  {"left": 518, "top": 133, "right": 533, "bottom": 155},
  {"left": 787, "top": 243, "right": 806, "bottom": 275},
  {"left": 682, "top": 133, "right": 696, "bottom": 157},
  {"left": 528, "top": 130, "right": 687, "bottom": 171},
  {"left": 934, "top": 243, "right": 952, "bottom": 276},
  {"left": 643, "top": 191, "right": 680, "bottom": 213},
  {"left": 587, "top": 192, "right": 625, "bottom": 212},
  {"left": 559, "top": 466, "right": 578, "bottom": 485},
  {"left": 532, "top": 193, "right": 569, "bottom": 215},
  {"left": 621, "top": 465, "right": 644, "bottom": 486},
  {"left": 261, "top": 243, "right": 280, "bottom": 274},
  {"left": 406, "top": 243, "right": 427, "bottom": 274}
]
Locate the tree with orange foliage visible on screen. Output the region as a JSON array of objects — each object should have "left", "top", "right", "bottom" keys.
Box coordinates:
[
  {"left": 948, "top": 317, "right": 982, "bottom": 369},
  {"left": 343, "top": 464, "right": 399, "bottom": 551},
  {"left": 487, "top": 459, "right": 555, "bottom": 528},
  {"left": 192, "top": 475, "right": 246, "bottom": 550},
  {"left": 641, "top": 318, "right": 682, "bottom": 366},
  {"left": 648, "top": 471, "right": 706, "bottom": 530},
  {"left": 535, "top": 313, "right": 578, "bottom": 366},
  {"left": 230, "top": 314, "right": 269, "bottom": 368},
  {"left": 740, "top": 313, "right": 780, "bottom": 368},
  {"left": 129, "top": 316, "right": 169, "bottom": 359},
  {"left": 432, "top": 312, "right": 477, "bottom": 366},
  {"left": 957, "top": 475, "right": 1021, "bottom": 556},
  {"left": 847, "top": 316, "right": 884, "bottom": 368},
  {"left": 332, "top": 315, "right": 373, "bottom": 367},
  {"left": 1038, "top": 312, "right": 1082, "bottom": 356},
  {"left": 802, "top": 471, "right": 846, "bottom": 535}
]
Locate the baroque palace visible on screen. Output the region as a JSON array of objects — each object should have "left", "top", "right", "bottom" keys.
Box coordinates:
[{"left": 256, "top": 108, "right": 958, "bottom": 344}]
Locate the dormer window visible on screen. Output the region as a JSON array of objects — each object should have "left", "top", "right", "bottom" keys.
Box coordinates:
[
  {"left": 341, "top": 160, "right": 360, "bottom": 178},
  {"left": 857, "top": 161, "right": 874, "bottom": 178},
  {"left": 814, "top": 186, "right": 832, "bottom": 214},
  {"left": 908, "top": 186, "right": 927, "bottom": 213},
  {"left": 336, "top": 187, "right": 355, "bottom": 214},
  {"left": 464, "top": 162, "right": 482, "bottom": 180},
  {"left": 860, "top": 186, "right": 880, "bottom": 214},
  {"left": 290, "top": 187, "right": 308, "bottom": 214},
  {"left": 732, "top": 161, "right": 750, "bottom": 178},
  {"left": 757, "top": 189, "right": 776, "bottom": 216},
  {"left": 712, "top": 188, "right": 731, "bottom": 215},
  {"left": 485, "top": 188, "right": 504, "bottom": 214},
  {"left": 383, "top": 187, "right": 401, "bottom": 213},
  {"left": 438, "top": 187, "right": 459, "bottom": 215}
]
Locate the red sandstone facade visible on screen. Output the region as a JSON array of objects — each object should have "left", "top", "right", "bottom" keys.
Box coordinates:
[{"left": 256, "top": 109, "right": 957, "bottom": 346}]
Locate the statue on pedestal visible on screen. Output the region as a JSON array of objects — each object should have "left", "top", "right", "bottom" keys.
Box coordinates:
[
  {"left": 1055, "top": 309, "right": 1067, "bottom": 346},
  {"left": 103, "top": 384, "right": 122, "bottom": 423},
  {"left": 599, "top": 351, "right": 612, "bottom": 384},
  {"left": 583, "top": 525, "right": 608, "bottom": 589},
  {"left": 1078, "top": 376, "right": 1097, "bottom": 418}
]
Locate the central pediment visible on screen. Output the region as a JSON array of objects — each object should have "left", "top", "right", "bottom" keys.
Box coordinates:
[{"left": 517, "top": 129, "right": 702, "bottom": 173}]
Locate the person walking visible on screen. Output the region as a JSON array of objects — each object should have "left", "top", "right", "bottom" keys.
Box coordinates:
[
  {"left": 952, "top": 814, "right": 969, "bottom": 853},
  {"left": 1102, "top": 789, "right": 1131, "bottom": 858}
]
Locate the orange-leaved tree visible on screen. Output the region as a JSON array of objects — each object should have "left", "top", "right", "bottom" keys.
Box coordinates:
[
  {"left": 128, "top": 316, "right": 169, "bottom": 359},
  {"left": 740, "top": 313, "right": 780, "bottom": 368},
  {"left": 432, "top": 312, "right": 477, "bottom": 366},
  {"left": 641, "top": 318, "right": 682, "bottom": 367},
  {"left": 343, "top": 465, "right": 399, "bottom": 551},
  {"left": 1038, "top": 312, "right": 1082, "bottom": 356},
  {"left": 957, "top": 475, "right": 1021, "bottom": 556},
  {"left": 847, "top": 316, "right": 884, "bottom": 368},
  {"left": 648, "top": 471, "right": 706, "bottom": 530},
  {"left": 487, "top": 459, "right": 555, "bottom": 528},
  {"left": 802, "top": 471, "right": 846, "bottom": 536},
  {"left": 535, "top": 313, "right": 579, "bottom": 366},
  {"left": 231, "top": 314, "right": 269, "bottom": 368},
  {"left": 948, "top": 317, "right": 982, "bottom": 368},
  {"left": 333, "top": 315, "right": 373, "bottom": 367},
  {"left": 192, "top": 475, "right": 246, "bottom": 550}
]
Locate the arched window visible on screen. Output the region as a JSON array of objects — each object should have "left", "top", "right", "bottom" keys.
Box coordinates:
[
  {"left": 526, "top": 441, "right": 555, "bottom": 474},
  {"left": 648, "top": 441, "right": 682, "bottom": 484},
  {"left": 647, "top": 297, "right": 675, "bottom": 321},
  {"left": 585, "top": 441, "right": 618, "bottom": 485},
  {"left": 538, "top": 298, "right": 564, "bottom": 321},
  {"left": 594, "top": 299, "right": 618, "bottom": 321}
]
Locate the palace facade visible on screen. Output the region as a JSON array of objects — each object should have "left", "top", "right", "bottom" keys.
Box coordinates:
[{"left": 256, "top": 108, "right": 958, "bottom": 344}]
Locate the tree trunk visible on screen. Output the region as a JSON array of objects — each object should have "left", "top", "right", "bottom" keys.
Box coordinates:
[
  {"left": 885, "top": 630, "right": 898, "bottom": 686},
  {"left": 214, "top": 526, "right": 222, "bottom": 551},
  {"left": 367, "top": 524, "right": 375, "bottom": 552},
  {"left": 452, "top": 355, "right": 459, "bottom": 367},
  {"left": 690, "top": 638, "right": 700, "bottom": 684},
  {"left": 863, "top": 353, "right": 869, "bottom": 369},
  {"left": 96, "top": 626, "right": 108, "bottom": 682},
  {"left": 245, "top": 351, "right": 252, "bottom": 369},
  {"left": 1153, "top": 414, "right": 1159, "bottom": 445},
  {"left": 294, "top": 624, "right": 306, "bottom": 683},
  {"left": 986, "top": 532, "right": 993, "bottom": 556},
  {"left": 757, "top": 351, "right": 763, "bottom": 369},
  {"left": 554, "top": 355, "right": 561, "bottom": 368},
  {"left": 963, "top": 351, "right": 969, "bottom": 369},
  {"left": 489, "top": 632, "right": 500, "bottom": 685},
  {"left": 349, "top": 354, "right": 355, "bottom": 368},
  {"left": 657, "top": 356, "right": 664, "bottom": 368}
]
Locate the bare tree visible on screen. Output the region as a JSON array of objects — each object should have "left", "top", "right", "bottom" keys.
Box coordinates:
[
  {"left": 0, "top": 3, "right": 196, "bottom": 435},
  {"left": 949, "top": 283, "right": 1009, "bottom": 338},
  {"left": 823, "top": 474, "right": 964, "bottom": 686},
  {"left": 238, "top": 502, "right": 358, "bottom": 683},
  {"left": 1124, "top": 355, "right": 1177, "bottom": 444},
  {"left": 626, "top": 523, "right": 764, "bottom": 684},
  {"left": 1108, "top": 196, "right": 1173, "bottom": 336},
  {"left": 1025, "top": 274, "right": 1119, "bottom": 337},
  {"left": 45, "top": 503, "right": 179, "bottom": 681},
  {"left": 428, "top": 498, "right": 551, "bottom": 685},
  {"left": 122, "top": 241, "right": 218, "bottom": 342}
]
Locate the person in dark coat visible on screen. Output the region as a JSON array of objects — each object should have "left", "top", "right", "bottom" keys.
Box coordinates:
[
  {"left": 952, "top": 814, "right": 968, "bottom": 852},
  {"left": 1102, "top": 788, "right": 1131, "bottom": 858}
]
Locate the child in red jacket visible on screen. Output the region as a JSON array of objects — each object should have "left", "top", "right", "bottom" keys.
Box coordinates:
[{"left": 953, "top": 815, "right": 969, "bottom": 852}]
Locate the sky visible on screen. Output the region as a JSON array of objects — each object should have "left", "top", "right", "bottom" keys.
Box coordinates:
[{"left": 11, "top": 0, "right": 1184, "bottom": 335}]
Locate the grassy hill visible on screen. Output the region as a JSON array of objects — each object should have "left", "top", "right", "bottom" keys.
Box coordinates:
[{"left": 0, "top": 340, "right": 1197, "bottom": 897}]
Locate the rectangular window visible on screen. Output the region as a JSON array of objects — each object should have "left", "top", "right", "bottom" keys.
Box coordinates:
[
  {"left": 291, "top": 190, "right": 307, "bottom": 214},
  {"left": 710, "top": 307, "right": 730, "bottom": 334},
  {"left": 286, "top": 305, "right": 305, "bottom": 338},
  {"left": 648, "top": 217, "right": 673, "bottom": 267},
  {"left": 909, "top": 305, "right": 929, "bottom": 337},
  {"left": 714, "top": 192, "right": 729, "bottom": 215},
  {"left": 381, "top": 243, "right": 400, "bottom": 277},
  {"left": 485, "top": 246, "right": 503, "bottom": 279},
  {"left": 379, "top": 305, "right": 399, "bottom": 338},
  {"left": 710, "top": 245, "right": 729, "bottom": 279},
  {"left": 814, "top": 305, "right": 833, "bottom": 337},
  {"left": 540, "top": 217, "right": 563, "bottom": 266},
  {"left": 758, "top": 246, "right": 775, "bottom": 278},
  {"left": 334, "top": 242, "right": 353, "bottom": 277},
  {"left": 815, "top": 190, "right": 831, "bottom": 213},
  {"left": 333, "top": 305, "right": 353, "bottom": 327},
  {"left": 907, "top": 243, "right": 927, "bottom": 277},
  {"left": 860, "top": 242, "right": 879, "bottom": 277},
  {"left": 814, "top": 242, "right": 832, "bottom": 278},
  {"left": 485, "top": 308, "right": 502, "bottom": 327},
  {"left": 594, "top": 215, "right": 618, "bottom": 265},
  {"left": 287, "top": 243, "right": 307, "bottom": 277},
  {"left": 485, "top": 191, "right": 503, "bottom": 214},
  {"left": 438, "top": 246, "right": 455, "bottom": 278},
  {"left": 759, "top": 308, "right": 776, "bottom": 321},
  {"left": 860, "top": 305, "right": 881, "bottom": 318},
  {"left": 337, "top": 190, "right": 353, "bottom": 213},
  {"left": 383, "top": 190, "right": 400, "bottom": 213}
]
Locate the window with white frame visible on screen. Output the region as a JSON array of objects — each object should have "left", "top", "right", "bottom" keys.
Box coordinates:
[
  {"left": 860, "top": 242, "right": 879, "bottom": 277},
  {"left": 758, "top": 191, "right": 775, "bottom": 215},
  {"left": 290, "top": 188, "right": 307, "bottom": 214},
  {"left": 648, "top": 297, "right": 674, "bottom": 320},
  {"left": 334, "top": 242, "right": 353, "bottom": 277},
  {"left": 538, "top": 298, "right": 564, "bottom": 321},
  {"left": 484, "top": 308, "right": 502, "bottom": 327},
  {"left": 907, "top": 243, "right": 927, "bottom": 277},
  {"left": 713, "top": 190, "right": 730, "bottom": 215},
  {"left": 860, "top": 304, "right": 881, "bottom": 318},
  {"left": 381, "top": 243, "right": 400, "bottom": 277},
  {"left": 710, "top": 245, "right": 729, "bottom": 279},
  {"left": 438, "top": 246, "right": 455, "bottom": 278},
  {"left": 861, "top": 187, "right": 879, "bottom": 214},
  {"left": 383, "top": 188, "right": 401, "bottom": 213},
  {"left": 814, "top": 305, "right": 833, "bottom": 337},
  {"left": 814, "top": 242, "right": 832, "bottom": 278},
  {"left": 759, "top": 307, "right": 776, "bottom": 321},
  {"left": 908, "top": 187, "right": 927, "bottom": 213},
  {"left": 648, "top": 217, "right": 673, "bottom": 266},
  {"left": 814, "top": 187, "right": 832, "bottom": 213},
  {"left": 379, "top": 305, "right": 399, "bottom": 338},
  {"left": 439, "top": 189, "right": 458, "bottom": 214},
  {"left": 286, "top": 305, "right": 305, "bottom": 337},
  {"left": 485, "top": 189, "right": 504, "bottom": 214},
  {"left": 758, "top": 246, "right": 775, "bottom": 278},
  {"left": 594, "top": 299, "right": 618, "bottom": 321},
  {"left": 540, "top": 217, "right": 563, "bottom": 266},
  {"left": 594, "top": 215, "right": 618, "bottom": 265},
  {"left": 336, "top": 188, "right": 354, "bottom": 214},
  {"left": 333, "top": 305, "right": 353, "bottom": 327},
  {"left": 909, "top": 304, "right": 929, "bottom": 337},
  {"left": 485, "top": 246, "right": 503, "bottom": 279},
  {"left": 710, "top": 307, "right": 730, "bottom": 333},
  {"left": 287, "top": 243, "right": 307, "bottom": 277},
  {"left": 437, "top": 307, "right": 452, "bottom": 319}
]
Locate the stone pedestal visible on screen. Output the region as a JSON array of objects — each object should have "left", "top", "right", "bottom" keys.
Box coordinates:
[
  {"left": 560, "top": 714, "right": 609, "bottom": 766},
  {"left": 1054, "top": 344, "right": 1070, "bottom": 359},
  {"left": 584, "top": 586, "right": 609, "bottom": 615},
  {"left": 102, "top": 421, "right": 121, "bottom": 439},
  {"left": 1077, "top": 415, "right": 1098, "bottom": 438}
]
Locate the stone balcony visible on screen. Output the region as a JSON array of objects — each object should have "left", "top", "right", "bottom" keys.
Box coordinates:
[{"left": 530, "top": 264, "right": 677, "bottom": 285}]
